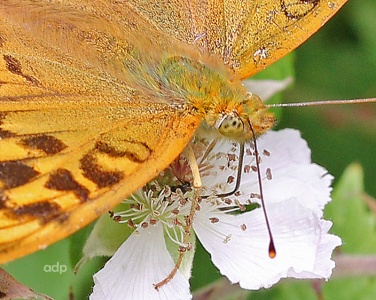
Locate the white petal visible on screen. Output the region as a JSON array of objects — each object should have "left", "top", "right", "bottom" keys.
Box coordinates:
[
  {"left": 194, "top": 199, "right": 340, "bottom": 290},
  {"left": 252, "top": 130, "right": 333, "bottom": 213},
  {"left": 199, "top": 129, "right": 333, "bottom": 216},
  {"left": 91, "top": 224, "right": 191, "bottom": 300},
  {"left": 243, "top": 77, "right": 294, "bottom": 101},
  {"left": 209, "top": 129, "right": 333, "bottom": 215},
  {"left": 288, "top": 220, "right": 341, "bottom": 279}
]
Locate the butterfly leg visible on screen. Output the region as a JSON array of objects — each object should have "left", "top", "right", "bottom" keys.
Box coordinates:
[{"left": 154, "top": 145, "right": 201, "bottom": 290}]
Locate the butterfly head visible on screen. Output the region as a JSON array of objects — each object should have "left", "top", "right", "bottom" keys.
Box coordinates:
[{"left": 213, "top": 92, "right": 276, "bottom": 142}]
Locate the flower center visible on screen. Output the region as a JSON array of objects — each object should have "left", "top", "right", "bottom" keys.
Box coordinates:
[{"left": 112, "top": 183, "right": 192, "bottom": 247}]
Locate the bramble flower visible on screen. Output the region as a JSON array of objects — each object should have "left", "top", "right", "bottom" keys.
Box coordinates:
[{"left": 88, "top": 128, "right": 340, "bottom": 299}]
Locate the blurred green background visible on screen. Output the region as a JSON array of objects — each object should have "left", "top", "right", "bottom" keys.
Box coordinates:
[
  {"left": 280, "top": 0, "right": 376, "bottom": 200},
  {"left": 2, "top": 0, "right": 376, "bottom": 299}
]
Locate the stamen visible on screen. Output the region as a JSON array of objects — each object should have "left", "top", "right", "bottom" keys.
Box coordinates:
[
  {"left": 227, "top": 176, "right": 235, "bottom": 184},
  {"left": 235, "top": 199, "right": 246, "bottom": 211},
  {"left": 223, "top": 235, "right": 232, "bottom": 244},
  {"left": 244, "top": 165, "right": 251, "bottom": 173},
  {"left": 266, "top": 168, "right": 272, "bottom": 180},
  {"left": 263, "top": 149, "right": 271, "bottom": 156},
  {"left": 224, "top": 198, "right": 232, "bottom": 205},
  {"left": 209, "top": 217, "right": 220, "bottom": 223},
  {"left": 127, "top": 219, "right": 135, "bottom": 228}
]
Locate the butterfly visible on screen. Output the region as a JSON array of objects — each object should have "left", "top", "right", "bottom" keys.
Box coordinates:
[{"left": 0, "top": 0, "right": 347, "bottom": 264}]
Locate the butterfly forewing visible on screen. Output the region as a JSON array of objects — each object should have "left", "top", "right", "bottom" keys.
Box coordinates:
[
  {"left": 0, "top": 91, "right": 199, "bottom": 263},
  {"left": 128, "top": 0, "right": 347, "bottom": 78}
]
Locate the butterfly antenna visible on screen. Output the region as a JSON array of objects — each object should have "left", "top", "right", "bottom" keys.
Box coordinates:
[
  {"left": 249, "top": 124, "right": 276, "bottom": 258},
  {"left": 266, "top": 97, "right": 376, "bottom": 108}
]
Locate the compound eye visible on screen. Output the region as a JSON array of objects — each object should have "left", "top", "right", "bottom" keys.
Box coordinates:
[{"left": 218, "top": 114, "right": 244, "bottom": 138}]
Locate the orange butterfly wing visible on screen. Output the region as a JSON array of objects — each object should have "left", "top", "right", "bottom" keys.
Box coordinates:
[{"left": 128, "top": 0, "right": 348, "bottom": 78}]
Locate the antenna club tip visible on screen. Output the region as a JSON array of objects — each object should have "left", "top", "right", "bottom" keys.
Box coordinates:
[
  {"left": 269, "top": 249, "right": 277, "bottom": 259},
  {"left": 269, "top": 241, "right": 276, "bottom": 258}
]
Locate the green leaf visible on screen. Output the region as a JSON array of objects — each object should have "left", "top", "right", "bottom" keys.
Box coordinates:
[
  {"left": 75, "top": 205, "right": 133, "bottom": 272},
  {"left": 325, "top": 163, "right": 376, "bottom": 253},
  {"left": 323, "top": 163, "right": 376, "bottom": 300}
]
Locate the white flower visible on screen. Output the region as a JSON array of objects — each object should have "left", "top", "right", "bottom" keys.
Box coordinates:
[{"left": 89, "top": 128, "right": 341, "bottom": 299}]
